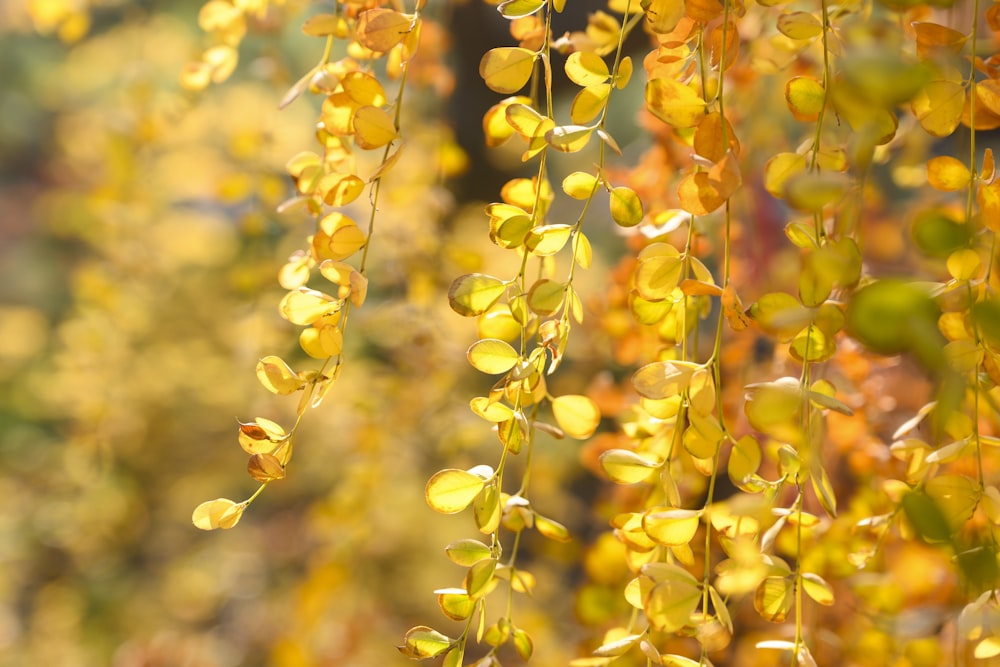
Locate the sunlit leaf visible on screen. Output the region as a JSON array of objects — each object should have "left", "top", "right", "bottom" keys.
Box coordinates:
[
  {"left": 565, "top": 51, "right": 611, "bottom": 86},
  {"left": 535, "top": 514, "right": 572, "bottom": 541},
  {"left": 247, "top": 453, "right": 285, "bottom": 482},
  {"left": 498, "top": 0, "right": 546, "bottom": 18},
  {"left": 467, "top": 338, "right": 519, "bottom": 374},
  {"left": 400, "top": 626, "right": 453, "bottom": 659},
  {"left": 563, "top": 171, "right": 599, "bottom": 199},
  {"left": 354, "top": 105, "right": 397, "bottom": 149},
  {"left": 643, "top": 562, "right": 701, "bottom": 631},
  {"left": 754, "top": 576, "right": 793, "bottom": 622},
  {"left": 785, "top": 76, "right": 825, "bottom": 122},
  {"left": 610, "top": 186, "right": 643, "bottom": 226},
  {"left": 846, "top": 280, "right": 942, "bottom": 360},
  {"left": 449, "top": 274, "right": 508, "bottom": 317},
  {"left": 192, "top": 498, "right": 244, "bottom": 530},
  {"left": 927, "top": 155, "right": 971, "bottom": 191},
  {"left": 643, "top": 508, "right": 701, "bottom": 546},
  {"left": 465, "top": 557, "right": 498, "bottom": 598},
  {"left": 646, "top": 78, "right": 706, "bottom": 129},
  {"left": 600, "top": 449, "right": 661, "bottom": 484},
  {"left": 445, "top": 539, "right": 492, "bottom": 566},
  {"left": 356, "top": 8, "right": 412, "bottom": 52},
  {"left": 642, "top": 0, "right": 686, "bottom": 33},
  {"left": 256, "top": 355, "right": 304, "bottom": 395},
  {"left": 777, "top": 11, "right": 822, "bottom": 40},
  {"left": 546, "top": 125, "right": 594, "bottom": 152},
  {"left": 552, "top": 394, "right": 601, "bottom": 439},
  {"left": 480, "top": 47, "right": 536, "bottom": 94},
  {"left": 426, "top": 469, "right": 488, "bottom": 514},
  {"left": 912, "top": 81, "right": 966, "bottom": 137},
  {"left": 763, "top": 152, "right": 807, "bottom": 199}
]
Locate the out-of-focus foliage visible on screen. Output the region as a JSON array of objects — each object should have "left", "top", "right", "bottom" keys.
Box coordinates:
[{"left": 7, "top": 0, "right": 1000, "bottom": 665}]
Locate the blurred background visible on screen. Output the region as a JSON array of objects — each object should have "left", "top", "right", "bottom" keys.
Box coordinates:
[{"left": 0, "top": 1, "right": 645, "bottom": 665}]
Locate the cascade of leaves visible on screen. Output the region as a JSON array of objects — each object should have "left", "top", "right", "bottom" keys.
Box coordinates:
[
  {"left": 191, "top": 0, "right": 424, "bottom": 529},
  {"left": 403, "top": 2, "right": 642, "bottom": 665}
]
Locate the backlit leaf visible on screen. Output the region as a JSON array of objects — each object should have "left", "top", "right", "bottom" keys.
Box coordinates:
[
  {"left": 643, "top": 0, "right": 686, "bottom": 33},
  {"left": 400, "top": 626, "right": 453, "bottom": 659},
  {"left": 247, "top": 453, "right": 285, "bottom": 482},
  {"left": 927, "top": 155, "right": 971, "bottom": 191},
  {"left": 646, "top": 78, "right": 706, "bottom": 129},
  {"left": 356, "top": 9, "right": 412, "bottom": 52},
  {"left": 565, "top": 51, "right": 611, "bottom": 86},
  {"left": 563, "top": 171, "right": 599, "bottom": 199},
  {"left": 445, "top": 539, "right": 492, "bottom": 566},
  {"left": 912, "top": 80, "right": 966, "bottom": 137},
  {"left": 426, "top": 469, "right": 488, "bottom": 514},
  {"left": 535, "top": 514, "right": 572, "bottom": 541},
  {"left": 192, "top": 498, "right": 244, "bottom": 530},
  {"left": 546, "top": 125, "right": 594, "bottom": 152},
  {"left": 571, "top": 84, "right": 611, "bottom": 124},
  {"left": 643, "top": 508, "right": 701, "bottom": 546},
  {"left": 729, "top": 435, "right": 762, "bottom": 488},
  {"left": 449, "top": 274, "right": 508, "bottom": 317},
  {"left": 754, "top": 576, "right": 793, "bottom": 622},
  {"left": 467, "top": 338, "right": 519, "bottom": 374},
  {"left": 777, "top": 11, "right": 822, "bottom": 40},
  {"left": 600, "top": 449, "right": 661, "bottom": 484},
  {"left": 552, "top": 394, "right": 601, "bottom": 439},
  {"left": 498, "top": 0, "right": 546, "bottom": 18},
  {"left": 437, "top": 590, "right": 475, "bottom": 621},
  {"left": 480, "top": 47, "right": 536, "bottom": 94},
  {"left": 607, "top": 186, "right": 643, "bottom": 227},
  {"left": 785, "top": 76, "right": 825, "bottom": 122},
  {"left": 846, "top": 279, "right": 942, "bottom": 359},
  {"left": 643, "top": 564, "right": 701, "bottom": 631},
  {"left": 763, "top": 152, "right": 807, "bottom": 199},
  {"left": 256, "top": 355, "right": 304, "bottom": 395},
  {"left": 353, "top": 105, "right": 397, "bottom": 149}
]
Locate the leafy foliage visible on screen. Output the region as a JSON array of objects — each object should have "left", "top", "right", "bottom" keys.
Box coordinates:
[{"left": 6, "top": 0, "right": 1000, "bottom": 664}]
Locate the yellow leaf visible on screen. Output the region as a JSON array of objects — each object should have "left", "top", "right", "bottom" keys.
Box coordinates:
[
  {"left": 400, "top": 627, "right": 453, "bottom": 659},
  {"left": 279, "top": 287, "right": 340, "bottom": 325},
  {"left": 776, "top": 11, "right": 822, "bottom": 40},
  {"left": 192, "top": 498, "right": 244, "bottom": 530},
  {"left": 498, "top": 0, "right": 546, "bottom": 19},
  {"left": 255, "top": 355, "right": 304, "bottom": 395},
  {"left": 912, "top": 81, "right": 965, "bottom": 137},
  {"left": 467, "top": 338, "right": 519, "bottom": 374},
  {"left": 615, "top": 56, "right": 633, "bottom": 89},
  {"left": 535, "top": 514, "right": 572, "bottom": 541},
  {"left": 571, "top": 84, "right": 611, "bottom": 124},
  {"left": 643, "top": 0, "right": 686, "bottom": 33},
  {"left": 526, "top": 224, "right": 573, "bottom": 255},
  {"left": 642, "top": 563, "right": 701, "bottom": 631},
  {"left": 314, "top": 212, "right": 367, "bottom": 261},
  {"left": 449, "top": 273, "right": 508, "bottom": 317},
  {"left": 480, "top": 47, "right": 537, "bottom": 94},
  {"left": 527, "top": 278, "right": 565, "bottom": 315},
  {"left": 927, "top": 155, "right": 971, "bottom": 191},
  {"left": 426, "top": 468, "right": 488, "bottom": 514},
  {"left": 565, "top": 51, "right": 611, "bottom": 86},
  {"left": 632, "top": 360, "right": 699, "bottom": 399},
  {"left": 645, "top": 78, "right": 706, "bottom": 129},
  {"left": 754, "top": 576, "right": 793, "bottom": 622},
  {"left": 546, "top": 125, "right": 594, "bottom": 152},
  {"left": 301, "top": 13, "right": 346, "bottom": 37},
  {"left": 801, "top": 572, "right": 834, "bottom": 605},
  {"left": 600, "top": 449, "right": 661, "bottom": 484},
  {"left": 946, "top": 248, "right": 981, "bottom": 281},
  {"left": 356, "top": 8, "right": 412, "bottom": 52},
  {"left": 562, "top": 171, "right": 599, "bottom": 199},
  {"left": 353, "top": 105, "right": 397, "bottom": 149},
  {"left": 552, "top": 394, "right": 601, "bottom": 439},
  {"left": 247, "top": 453, "right": 285, "bottom": 482},
  {"left": 728, "top": 435, "right": 762, "bottom": 488},
  {"left": 785, "top": 76, "right": 824, "bottom": 122},
  {"left": 784, "top": 170, "right": 849, "bottom": 212},
  {"left": 317, "top": 172, "right": 365, "bottom": 206},
  {"left": 643, "top": 508, "right": 701, "bottom": 546},
  {"left": 341, "top": 71, "right": 387, "bottom": 107},
  {"left": 763, "top": 152, "right": 807, "bottom": 199},
  {"left": 610, "top": 186, "right": 644, "bottom": 226}
]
